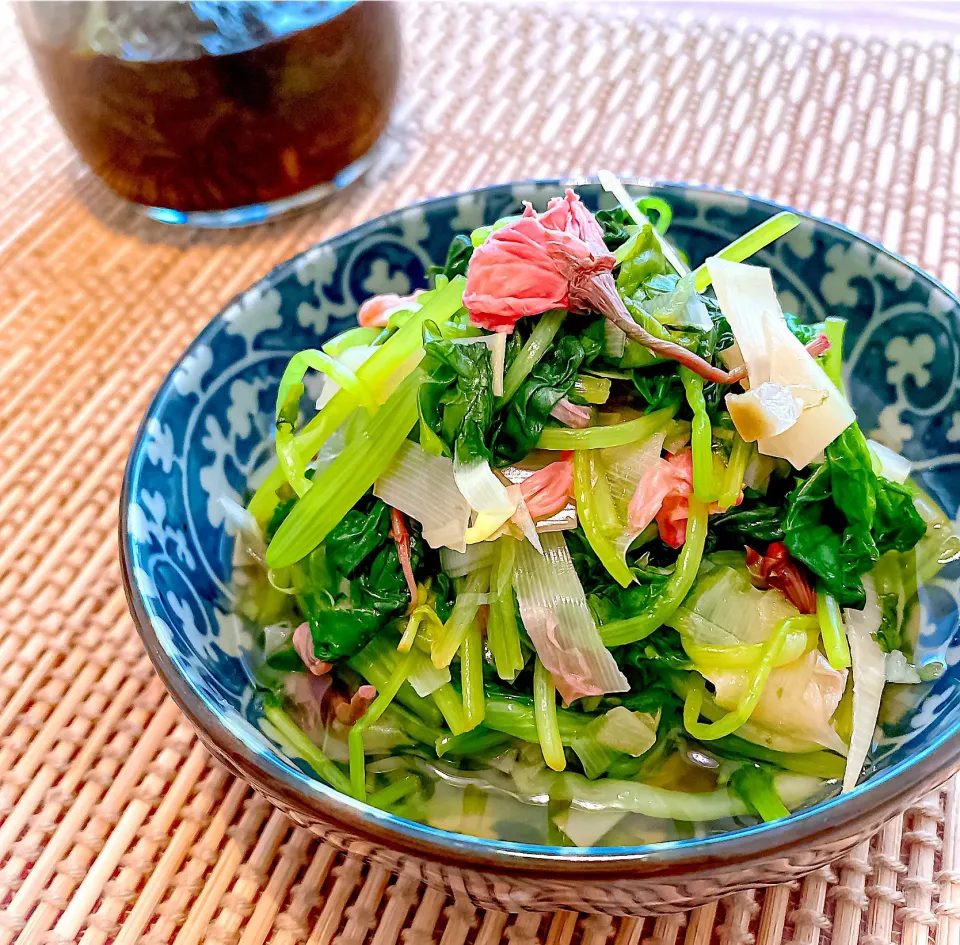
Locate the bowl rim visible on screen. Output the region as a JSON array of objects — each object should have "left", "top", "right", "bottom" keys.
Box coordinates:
[{"left": 120, "top": 176, "right": 960, "bottom": 877}]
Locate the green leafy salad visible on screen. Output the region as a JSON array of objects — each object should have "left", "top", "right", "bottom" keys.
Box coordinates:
[{"left": 228, "top": 175, "right": 959, "bottom": 847}]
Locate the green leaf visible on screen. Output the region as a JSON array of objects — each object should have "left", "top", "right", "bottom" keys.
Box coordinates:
[
  {"left": 783, "top": 424, "right": 926, "bottom": 609},
  {"left": 418, "top": 336, "right": 495, "bottom": 464},
  {"left": 492, "top": 332, "right": 593, "bottom": 465},
  {"left": 709, "top": 499, "right": 786, "bottom": 546},
  {"left": 323, "top": 496, "right": 392, "bottom": 577},
  {"left": 295, "top": 497, "right": 427, "bottom": 663},
  {"left": 430, "top": 233, "right": 474, "bottom": 281}
]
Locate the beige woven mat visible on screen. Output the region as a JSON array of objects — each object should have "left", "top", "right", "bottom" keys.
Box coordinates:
[{"left": 2, "top": 1, "right": 960, "bottom": 942}]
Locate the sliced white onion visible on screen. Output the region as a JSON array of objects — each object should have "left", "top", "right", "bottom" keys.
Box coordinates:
[
  {"left": 219, "top": 495, "right": 266, "bottom": 563},
  {"left": 513, "top": 532, "right": 629, "bottom": 705},
  {"left": 374, "top": 441, "right": 471, "bottom": 552},
  {"left": 454, "top": 456, "right": 518, "bottom": 544},
  {"left": 594, "top": 707, "right": 659, "bottom": 757},
  {"left": 707, "top": 258, "right": 855, "bottom": 468},
  {"left": 409, "top": 658, "right": 452, "bottom": 697},
  {"left": 885, "top": 649, "right": 922, "bottom": 684},
  {"left": 604, "top": 320, "right": 627, "bottom": 359},
  {"left": 550, "top": 398, "right": 592, "bottom": 428},
  {"left": 662, "top": 420, "right": 692, "bottom": 455},
  {"left": 553, "top": 808, "right": 626, "bottom": 847},
  {"left": 264, "top": 622, "right": 295, "bottom": 658},
  {"left": 508, "top": 486, "right": 544, "bottom": 554},
  {"left": 742, "top": 448, "right": 776, "bottom": 493},
  {"left": 843, "top": 576, "right": 886, "bottom": 793},
  {"left": 440, "top": 542, "right": 498, "bottom": 578},
  {"left": 603, "top": 432, "right": 666, "bottom": 563},
  {"left": 645, "top": 273, "right": 713, "bottom": 330},
  {"left": 868, "top": 439, "right": 912, "bottom": 485}
]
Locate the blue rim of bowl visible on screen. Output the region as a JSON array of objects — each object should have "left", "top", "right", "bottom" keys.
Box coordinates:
[{"left": 120, "top": 177, "right": 960, "bottom": 876}]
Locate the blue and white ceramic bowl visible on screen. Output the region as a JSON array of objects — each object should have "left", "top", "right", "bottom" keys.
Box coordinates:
[{"left": 120, "top": 180, "right": 960, "bottom": 915}]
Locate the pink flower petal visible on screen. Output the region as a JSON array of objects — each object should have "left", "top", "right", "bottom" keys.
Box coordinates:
[
  {"left": 357, "top": 290, "right": 423, "bottom": 328},
  {"left": 293, "top": 623, "right": 332, "bottom": 676},
  {"left": 519, "top": 458, "right": 574, "bottom": 521},
  {"left": 549, "top": 397, "right": 592, "bottom": 429}
]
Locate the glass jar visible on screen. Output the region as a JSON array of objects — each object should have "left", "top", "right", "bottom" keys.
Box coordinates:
[{"left": 16, "top": 2, "right": 401, "bottom": 226}]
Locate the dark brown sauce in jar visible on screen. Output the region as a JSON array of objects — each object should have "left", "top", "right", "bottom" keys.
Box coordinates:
[{"left": 17, "top": 2, "right": 400, "bottom": 220}]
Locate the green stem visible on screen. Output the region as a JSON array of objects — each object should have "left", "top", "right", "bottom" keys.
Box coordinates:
[
  {"left": 484, "top": 695, "right": 597, "bottom": 743},
  {"left": 680, "top": 367, "right": 716, "bottom": 502},
  {"left": 275, "top": 348, "right": 376, "bottom": 419},
  {"left": 500, "top": 309, "right": 566, "bottom": 403},
  {"left": 430, "top": 683, "right": 467, "bottom": 735},
  {"left": 431, "top": 570, "right": 489, "bottom": 669},
  {"left": 692, "top": 212, "right": 800, "bottom": 292},
  {"left": 262, "top": 701, "right": 352, "bottom": 795},
  {"left": 597, "top": 170, "right": 688, "bottom": 275},
  {"left": 267, "top": 370, "right": 422, "bottom": 568},
  {"left": 599, "top": 497, "right": 709, "bottom": 646},
  {"left": 248, "top": 277, "right": 465, "bottom": 524},
  {"left": 436, "top": 726, "right": 512, "bottom": 758},
  {"left": 574, "top": 450, "right": 634, "bottom": 588},
  {"left": 348, "top": 637, "right": 443, "bottom": 727},
  {"left": 368, "top": 775, "right": 421, "bottom": 809},
  {"left": 823, "top": 317, "right": 847, "bottom": 395},
  {"left": 537, "top": 406, "right": 675, "bottom": 450},
  {"left": 718, "top": 432, "right": 751, "bottom": 510},
  {"left": 460, "top": 622, "right": 486, "bottom": 731},
  {"left": 683, "top": 616, "right": 812, "bottom": 740},
  {"left": 817, "top": 591, "right": 851, "bottom": 669},
  {"left": 487, "top": 539, "right": 524, "bottom": 681},
  {"left": 533, "top": 658, "right": 566, "bottom": 771},
  {"left": 349, "top": 649, "right": 415, "bottom": 801}
]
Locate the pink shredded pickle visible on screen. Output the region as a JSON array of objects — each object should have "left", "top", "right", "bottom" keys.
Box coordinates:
[
  {"left": 293, "top": 623, "right": 333, "bottom": 676},
  {"left": 519, "top": 457, "right": 574, "bottom": 521},
  {"left": 357, "top": 290, "right": 423, "bottom": 328},
  {"left": 542, "top": 611, "right": 604, "bottom": 705},
  {"left": 388, "top": 508, "right": 419, "bottom": 607},
  {"left": 627, "top": 450, "right": 742, "bottom": 548},
  {"left": 550, "top": 397, "right": 592, "bottom": 428},
  {"left": 335, "top": 684, "right": 378, "bottom": 726}
]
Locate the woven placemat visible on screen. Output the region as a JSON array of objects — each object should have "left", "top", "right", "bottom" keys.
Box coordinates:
[{"left": 1, "top": 2, "right": 959, "bottom": 942}]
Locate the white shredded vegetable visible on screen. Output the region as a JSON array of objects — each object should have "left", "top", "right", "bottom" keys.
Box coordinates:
[
  {"left": 454, "top": 456, "right": 518, "bottom": 544},
  {"left": 885, "top": 649, "right": 922, "bottom": 684},
  {"left": 513, "top": 532, "right": 629, "bottom": 705},
  {"left": 374, "top": 441, "right": 471, "bottom": 551},
  {"left": 440, "top": 542, "right": 498, "bottom": 578},
  {"left": 843, "top": 576, "right": 886, "bottom": 793},
  {"left": 553, "top": 808, "right": 626, "bottom": 847},
  {"left": 219, "top": 495, "right": 266, "bottom": 563},
  {"left": 408, "top": 655, "right": 452, "bottom": 698},
  {"left": 868, "top": 439, "right": 912, "bottom": 484},
  {"left": 603, "top": 432, "right": 666, "bottom": 563},
  {"left": 263, "top": 623, "right": 295, "bottom": 658},
  {"left": 604, "top": 320, "right": 627, "bottom": 358},
  {"left": 508, "top": 485, "right": 544, "bottom": 554},
  {"left": 707, "top": 258, "right": 855, "bottom": 468},
  {"left": 594, "top": 707, "right": 660, "bottom": 757}
]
